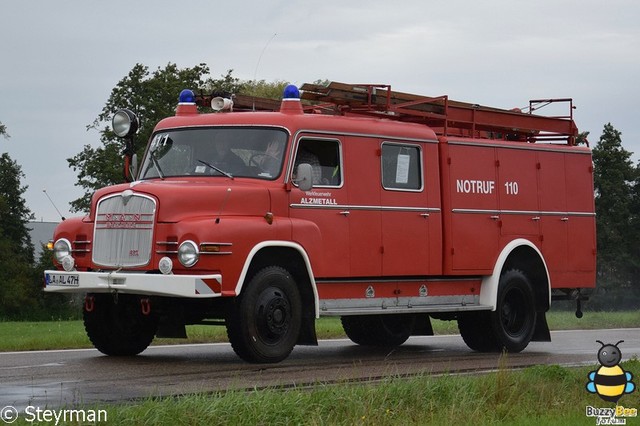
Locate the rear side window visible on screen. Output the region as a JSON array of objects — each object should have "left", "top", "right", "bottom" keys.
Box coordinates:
[{"left": 381, "top": 143, "right": 422, "bottom": 190}]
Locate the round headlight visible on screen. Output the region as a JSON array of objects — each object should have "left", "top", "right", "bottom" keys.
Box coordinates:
[
  {"left": 112, "top": 109, "right": 139, "bottom": 138},
  {"left": 53, "top": 238, "right": 72, "bottom": 263},
  {"left": 178, "top": 240, "right": 199, "bottom": 268}
]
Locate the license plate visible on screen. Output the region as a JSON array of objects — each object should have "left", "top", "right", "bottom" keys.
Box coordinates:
[{"left": 45, "top": 273, "right": 79, "bottom": 287}]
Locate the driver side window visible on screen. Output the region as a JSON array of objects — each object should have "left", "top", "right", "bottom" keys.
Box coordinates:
[{"left": 294, "top": 139, "right": 342, "bottom": 187}]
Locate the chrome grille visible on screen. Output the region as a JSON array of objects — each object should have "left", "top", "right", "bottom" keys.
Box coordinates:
[{"left": 93, "top": 192, "right": 156, "bottom": 267}]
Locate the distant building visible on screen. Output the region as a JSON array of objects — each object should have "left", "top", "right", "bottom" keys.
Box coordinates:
[{"left": 28, "top": 221, "right": 58, "bottom": 259}]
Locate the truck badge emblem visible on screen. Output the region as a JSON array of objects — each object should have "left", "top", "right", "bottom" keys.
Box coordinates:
[{"left": 121, "top": 189, "right": 134, "bottom": 205}]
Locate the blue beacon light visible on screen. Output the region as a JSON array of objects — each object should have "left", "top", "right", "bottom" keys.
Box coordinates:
[
  {"left": 280, "top": 84, "right": 303, "bottom": 114},
  {"left": 179, "top": 89, "right": 196, "bottom": 104},
  {"left": 283, "top": 84, "right": 300, "bottom": 99},
  {"left": 176, "top": 89, "right": 198, "bottom": 116}
]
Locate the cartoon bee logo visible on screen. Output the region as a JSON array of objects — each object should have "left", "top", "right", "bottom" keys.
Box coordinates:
[{"left": 586, "top": 340, "right": 635, "bottom": 403}]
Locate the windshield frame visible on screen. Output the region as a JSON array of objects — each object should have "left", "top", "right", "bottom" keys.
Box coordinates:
[{"left": 138, "top": 126, "right": 290, "bottom": 181}]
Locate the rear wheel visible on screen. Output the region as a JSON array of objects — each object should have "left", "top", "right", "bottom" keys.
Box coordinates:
[
  {"left": 341, "top": 314, "right": 414, "bottom": 347},
  {"left": 83, "top": 293, "right": 157, "bottom": 356},
  {"left": 490, "top": 269, "right": 537, "bottom": 352},
  {"left": 226, "top": 267, "right": 301, "bottom": 363},
  {"left": 458, "top": 269, "right": 537, "bottom": 353}
]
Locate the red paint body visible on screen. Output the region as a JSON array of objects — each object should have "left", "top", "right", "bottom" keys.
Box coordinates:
[{"left": 45, "top": 82, "right": 595, "bottom": 323}]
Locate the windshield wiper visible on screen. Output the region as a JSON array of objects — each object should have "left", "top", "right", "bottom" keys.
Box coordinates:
[
  {"left": 150, "top": 153, "right": 165, "bottom": 180},
  {"left": 197, "top": 159, "right": 234, "bottom": 179}
]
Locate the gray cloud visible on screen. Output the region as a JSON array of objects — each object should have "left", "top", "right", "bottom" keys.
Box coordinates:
[{"left": 2, "top": 0, "right": 639, "bottom": 221}]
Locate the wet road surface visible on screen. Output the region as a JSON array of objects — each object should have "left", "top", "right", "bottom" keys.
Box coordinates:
[{"left": 1, "top": 328, "right": 639, "bottom": 410}]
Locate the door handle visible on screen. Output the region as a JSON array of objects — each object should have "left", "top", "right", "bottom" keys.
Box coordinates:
[{"left": 339, "top": 211, "right": 350, "bottom": 216}]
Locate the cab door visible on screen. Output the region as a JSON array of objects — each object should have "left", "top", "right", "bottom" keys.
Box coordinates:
[{"left": 289, "top": 136, "right": 349, "bottom": 277}]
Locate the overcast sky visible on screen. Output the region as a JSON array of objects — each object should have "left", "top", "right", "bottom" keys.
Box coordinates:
[{"left": 2, "top": 0, "right": 639, "bottom": 222}]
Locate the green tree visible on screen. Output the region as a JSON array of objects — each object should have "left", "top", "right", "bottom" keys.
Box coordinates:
[
  {"left": 0, "top": 153, "right": 36, "bottom": 318},
  {"left": 0, "top": 153, "right": 34, "bottom": 262},
  {"left": 244, "top": 79, "right": 289, "bottom": 100},
  {"left": 591, "top": 123, "right": 639, "bottom": 308},
  {"left": 68, "top": 63, "right": 245, "bottom": 212},
  {"left": 629, "top": 159, "right": 640, "bottom": 279},
  {"left": 0, "top": 121, "right": 8, "bottom": 138}
]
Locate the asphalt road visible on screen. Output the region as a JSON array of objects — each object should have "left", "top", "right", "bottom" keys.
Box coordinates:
[{"left": 1, "top": 328, "right": 639, "bottom": 410}]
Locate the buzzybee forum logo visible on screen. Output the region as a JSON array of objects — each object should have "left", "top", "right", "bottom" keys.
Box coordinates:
[
  {"left": 587, "top": 340, "right": 635, "bottom": 403},
  {"left": 585, "top": 340, "right": 637, "bottom": 424}
]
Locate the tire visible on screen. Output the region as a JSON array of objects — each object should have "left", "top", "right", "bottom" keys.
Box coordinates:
[
  {"left": 341, "top": 314, "right": 414, "bottom": 347},
  {"left": 489, "top": 269, "right": 537, "bottom": 353},
  {"left": 83, "top": 293, "right": 157, "bottom": 356},
  {"left": 226, "top": 266, "right": 302, "bottom": 363},
  {"left": 458, "top": 311, "right": 500, "bottom": 352}
]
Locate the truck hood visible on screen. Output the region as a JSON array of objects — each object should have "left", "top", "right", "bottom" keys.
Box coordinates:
[{"left": 90, "top": 179, "right": 271, "bottom": 222}]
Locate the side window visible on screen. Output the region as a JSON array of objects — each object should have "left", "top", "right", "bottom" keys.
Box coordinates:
[
  {"left": 381, "top": 143, "right": 422, "bottom": 190},
  {"left": 294, "top": 139, "right": 342, "bottom": 187}
]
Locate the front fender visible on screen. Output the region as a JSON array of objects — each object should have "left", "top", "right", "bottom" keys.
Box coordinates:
[{"left": 234, "top": 241, "right": 319, "bottom": 317}]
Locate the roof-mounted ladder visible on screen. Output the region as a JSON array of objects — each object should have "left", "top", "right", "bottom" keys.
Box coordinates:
[{"left": 300, "top": 82, "right": 579, "bottom": 145}]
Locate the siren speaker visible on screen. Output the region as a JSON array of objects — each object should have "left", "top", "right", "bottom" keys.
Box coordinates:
[{"left": 211, "top": 97, "right": 233, "bottom": 111}]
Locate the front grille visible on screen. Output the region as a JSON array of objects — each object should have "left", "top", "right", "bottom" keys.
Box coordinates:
[{"left": 92, "top": 192, "right": 156, "bottom": 268}]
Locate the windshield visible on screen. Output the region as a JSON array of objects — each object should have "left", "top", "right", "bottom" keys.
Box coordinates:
[{"left": 139, "top": 127, "right": 288, "bottom": 180}]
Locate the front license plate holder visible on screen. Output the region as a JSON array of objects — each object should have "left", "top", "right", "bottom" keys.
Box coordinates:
[{"left": 45, "top": 273, "right": 79, "bottom": 287}]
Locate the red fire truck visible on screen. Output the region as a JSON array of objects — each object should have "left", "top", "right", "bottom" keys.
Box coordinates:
[{"left": 44, "top": 82, "right": 596, "bottom": 363}]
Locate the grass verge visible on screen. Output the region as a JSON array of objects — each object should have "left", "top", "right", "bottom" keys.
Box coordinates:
[{"left": 12, "top": 359, "right": 637, "bottom": 425}]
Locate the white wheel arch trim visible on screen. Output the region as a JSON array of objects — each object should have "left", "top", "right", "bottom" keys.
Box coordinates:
[
  {"left": 234, "top": 241, "right": 320, "bottom": 317},
  {"left": 479, "top": 238, "right": 551, "bottom": 311}
]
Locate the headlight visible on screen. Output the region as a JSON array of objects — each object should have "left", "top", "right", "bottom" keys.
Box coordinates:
[
  {"left": 178, "top": 240, "right": 199, "bottom": 267},
  {"left": 112, "top": 109, "right": 139, "bottom": 138},
  {"left": 53, "top": 239, "right": 72, "bottom": 263}
]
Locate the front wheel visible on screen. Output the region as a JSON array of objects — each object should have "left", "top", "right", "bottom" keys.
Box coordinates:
[
  {"left": 490, "top": 269, "right": 537, "bottom": 352},
  {"left": 226, "top": 267, "right": 302, "bottom": 363},
  {"left": 83, "top": 293, "right": 157, "bottom": 356}
]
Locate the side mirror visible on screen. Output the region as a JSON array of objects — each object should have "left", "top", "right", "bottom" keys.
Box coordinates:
[
  {"left": 129, "top": 153, "right": 138, "bottom": 181},
  {"left": 294, "top": 163, "right": 313, "bottom": 192}
]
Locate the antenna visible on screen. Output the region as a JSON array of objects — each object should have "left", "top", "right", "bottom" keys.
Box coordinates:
[
  {"left": 42, "top": 189, "right": 66, "bottom": 221},
  {"left": 215, "top": 188, "right": 232, "bottom": 224},
  {"left": 252, "top": 33, "right": 277, "bottom": 111}
]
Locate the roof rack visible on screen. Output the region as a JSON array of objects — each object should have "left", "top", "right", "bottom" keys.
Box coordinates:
[{"left": 299, "top": 81, "right": 579, "bottom": 145}]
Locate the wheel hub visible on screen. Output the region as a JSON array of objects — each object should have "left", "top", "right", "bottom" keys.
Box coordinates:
[{"left": 257, "top": 288, "right": 291, "bottom": 340}]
